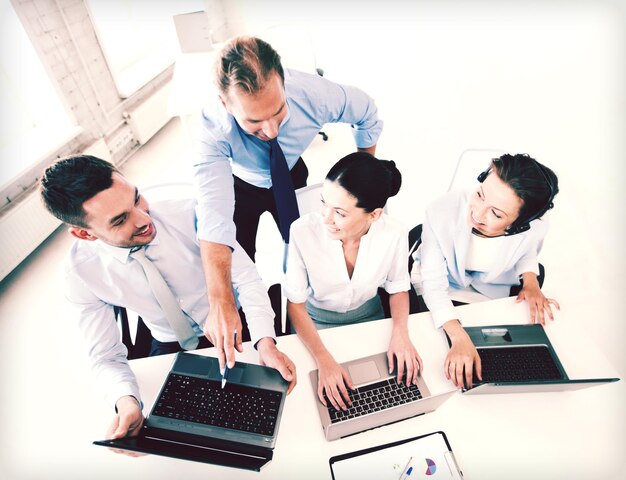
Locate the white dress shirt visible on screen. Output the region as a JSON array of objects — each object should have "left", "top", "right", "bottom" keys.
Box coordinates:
[
  {"left": 413, "top": 188, "right": 548, "bottom": 329},
  {"left": 285, "top": 212, "right": 410, "bottom": 312},
  {"left": 465, "top": 233, "right": 505, "bottom": 272},
  {"left": 64, "top": 198, "right": 276, "bottom": 408}
]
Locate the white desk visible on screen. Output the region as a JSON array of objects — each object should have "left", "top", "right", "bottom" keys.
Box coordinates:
[{"left": 84, "top": 298, "right": 624, "bottom": 479}]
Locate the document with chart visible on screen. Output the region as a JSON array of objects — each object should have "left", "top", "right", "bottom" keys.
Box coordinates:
[{"left": 329, "top": 431, "right": 463, "bottom": 479}]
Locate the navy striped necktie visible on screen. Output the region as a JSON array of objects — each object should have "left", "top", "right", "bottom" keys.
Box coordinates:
[{"left": 269, "top": 137, "right": 300, "bottom": 243}]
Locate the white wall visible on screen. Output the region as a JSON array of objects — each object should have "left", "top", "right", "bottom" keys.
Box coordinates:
[{"left": 218, "top": 0, "right": 626, "bottom": 376}]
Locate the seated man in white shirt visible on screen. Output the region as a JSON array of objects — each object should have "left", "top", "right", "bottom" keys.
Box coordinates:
[{"left": 40, "top": 155, "right": 296, "bottom": 441}]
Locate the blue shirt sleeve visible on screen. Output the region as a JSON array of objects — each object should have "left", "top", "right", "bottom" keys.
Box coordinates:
[{"left": 192, "top": 68, "right": 383, "bottom": 247}]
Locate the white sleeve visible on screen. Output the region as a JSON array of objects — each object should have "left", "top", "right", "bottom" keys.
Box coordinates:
[
  {"left": 514, "top": 219, "right": 549, "bottom": 277},
  {"left": 230, "top": 243, "right": 276, "bottom": 345},
  {"left": 418, "top": 212, "right": 458, "bottom": 329},
  {"left": 284, "top": 225, "right": 310, "bottom": 304},
  {"left": 64, "top": 271, "right": 141, "bottom": 410},
  {"left": 384, "top": 224, "right": 411, "bottom": 294}
]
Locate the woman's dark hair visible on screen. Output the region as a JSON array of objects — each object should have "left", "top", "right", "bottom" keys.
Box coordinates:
[
  {"left": 490, "top": 153, "right": 559, "bottom": 224},
  {"left": 40, "top": 155, "right": 118, "bottom": 227},
  {"left": 325, "top": 152, "right": 401, "bottom": 212}
]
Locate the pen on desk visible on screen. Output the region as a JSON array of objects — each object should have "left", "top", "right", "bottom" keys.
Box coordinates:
[
  {"left": 398, "top": 456, "right": 414, "bottom": 480},
  {"left": 221, "top": 332, "right": 237, "bottom": 389}
]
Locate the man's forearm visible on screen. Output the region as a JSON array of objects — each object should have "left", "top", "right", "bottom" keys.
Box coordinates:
[{"left": 200, "top": 241, "right": 235, "bottom": 303}]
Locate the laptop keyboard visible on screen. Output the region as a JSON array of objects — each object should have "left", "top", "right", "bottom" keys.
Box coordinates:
[
  {"left": 326, "top": 378, "right": 422, "bottom": 424},
  {"left": 477, "top": 345, "right": 563, "bottom": 383},
  {"left": 152, "top": 373, "right": 281, "bottom": 436}
]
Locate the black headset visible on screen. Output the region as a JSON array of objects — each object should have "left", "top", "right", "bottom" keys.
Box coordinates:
[{"left": 477, "top": 159, "right": 556, "bottom": 236}]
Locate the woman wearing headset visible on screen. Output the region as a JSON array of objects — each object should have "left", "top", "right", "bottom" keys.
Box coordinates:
[
  {"left": 286, "top": 152, "right": 423, "bottom": 412},
  {"left": 412, "top": 153, "right": 559, "bottom": 390}
]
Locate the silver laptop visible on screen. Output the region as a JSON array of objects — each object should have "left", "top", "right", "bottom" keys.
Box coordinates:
[
  {"left": 310, "top": 352, "right": 456, "bottom": 441},
  {"left": 461, "top": 324, "right": 620, "bottom": 394},
  {"left": 94, "top": 352, "right": 289, "bottom": 471}
]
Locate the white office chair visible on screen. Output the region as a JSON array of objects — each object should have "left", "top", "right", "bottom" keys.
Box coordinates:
[
  {"left": 295, "top": 182, "right": 322, "bottom": 215},
  {"left": 447, "top": 148, "right": 507, "bottom": 192},
  {"left": 140, "top": 181, "right": 196, "bottom": 202}
]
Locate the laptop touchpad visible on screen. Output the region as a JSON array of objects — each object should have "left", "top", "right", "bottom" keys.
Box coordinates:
[{"left": 348, "top": 361, "right": 381, "bottom": 385}]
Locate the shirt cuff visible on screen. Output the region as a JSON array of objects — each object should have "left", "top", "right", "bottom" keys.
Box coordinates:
[
  {"left": 384, "top": 279, "right": 410, "bottom": 295},
  {"left": 353, "top": 126, "right": 382, "bottom": 150},
  {"left": 431, "top": 306, "right": 459, "bottom": 330},
  {"left": 284, "top": 286, "right": 309, "bottom": 305},
  {"left": 515, "top": 260, "right": 540, "bottom": 278},
  {"left": 249, "top": 323, "right": 277, "bottom": 350},
  {"left": 106, "top": 381, "right": 142, "bottom": 411}
]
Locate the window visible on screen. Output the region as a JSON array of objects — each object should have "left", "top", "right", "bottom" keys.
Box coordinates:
[
  {"left": 0, "top": 0, "right": 79, "bottom": 195},
  {"left": 85, "top": 0, "right": 204, "bottom": 98}
]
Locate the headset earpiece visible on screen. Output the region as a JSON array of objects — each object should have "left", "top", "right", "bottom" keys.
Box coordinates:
[{"left": 477, "top": 167, "right": 490, "bottom": 183}]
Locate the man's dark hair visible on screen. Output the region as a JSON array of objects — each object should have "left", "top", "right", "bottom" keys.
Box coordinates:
[
  {"left": 326, "top": 152, "right": 402, "bottom": 213},
  {"left": 216, "top": 36, "right": 284, "bottom": 97},
  {"left": 40, "top": 155, "right": 117, "bottom": 227}
]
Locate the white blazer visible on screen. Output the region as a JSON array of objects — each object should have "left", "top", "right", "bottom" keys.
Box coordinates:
[{"left": 413, "top": 188, "right": 549, "bottom": 328}]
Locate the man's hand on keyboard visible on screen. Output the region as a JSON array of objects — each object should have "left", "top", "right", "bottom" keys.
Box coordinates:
[
  {"left": 316, "top": 353, "right": 354, "bottom": 411},
  {"left": 257, "top": 337, "right": 297, "bottom": 394},
  {"left": 387, "top": 326, "right": 424, "bottom": 386},
  {"left": 105, "top": 395, "right": 146, "bottom": 457}
]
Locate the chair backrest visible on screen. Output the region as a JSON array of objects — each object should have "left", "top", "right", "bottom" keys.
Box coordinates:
[
  {"left": 448, "top": 149, "right": 507, "bottom": 192},
  {"left": 140, "top": 182, "right": 196, "bottom": 202},
  {"left": 295, "top": 182, "right": 323, "bottom": 216}
]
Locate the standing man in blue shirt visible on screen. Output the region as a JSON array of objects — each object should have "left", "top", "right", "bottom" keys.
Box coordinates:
[{"left": 193, "top": 36, "right": 383, "bottom": 373}]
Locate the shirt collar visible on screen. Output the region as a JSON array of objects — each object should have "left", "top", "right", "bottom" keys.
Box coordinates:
[{"left": 93, "top": 228, "right": 161, "bottom": 264}]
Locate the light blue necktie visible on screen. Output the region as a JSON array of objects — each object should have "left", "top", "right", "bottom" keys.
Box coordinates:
[{"left": 131, "top": 248, "right": 199, "bottom": 350}]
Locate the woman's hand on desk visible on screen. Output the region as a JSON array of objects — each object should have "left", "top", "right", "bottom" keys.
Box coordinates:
[
  {"left": 105, "top": 396, "right": 145, "bottom": 457},
  {"left": 316, "top": 353, "right": 354, "bottom": 412},
  {"left": 515, "top": 273, "right": 560, "bottom": 326},
  {"left": 443, "top": 320, "right": 482, "bottom": 389},
  {"left": 257, "top": 337, "right": 297, "bottom": 394},
  {"left": 387, "top": 326, "right": 423, "bottom": 386}
]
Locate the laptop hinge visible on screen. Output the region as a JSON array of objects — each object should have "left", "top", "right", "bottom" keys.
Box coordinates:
[{"left": 95, "top": 426, "right": 273, "bottom": 471}]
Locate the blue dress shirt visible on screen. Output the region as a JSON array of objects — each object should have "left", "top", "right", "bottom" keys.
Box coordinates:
[{"left": 193, "top": 68, "right": 384, "bottom": 248}]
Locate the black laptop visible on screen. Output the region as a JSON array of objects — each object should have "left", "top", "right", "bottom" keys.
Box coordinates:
[
  {"left": 458, "top": 324, "right": 619, "bottom": 394},
  {"left": 94, "top": 352, "right": 289, "bottom": 471}
]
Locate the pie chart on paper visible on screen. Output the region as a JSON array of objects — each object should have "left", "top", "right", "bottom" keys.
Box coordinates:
[{"left": 424, "top": 458, "right": 437, "bottom": 475}]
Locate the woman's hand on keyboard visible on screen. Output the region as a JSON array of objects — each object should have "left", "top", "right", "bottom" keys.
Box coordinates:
[
  {"left": 387, "top": 327, "right": 423, "bottom": 386},
  {"left": 316, "top": 353, "right": 354, "bottom": 411},
  {"left": 443, "top": 320, "right": 482, "bottom": 389}
]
